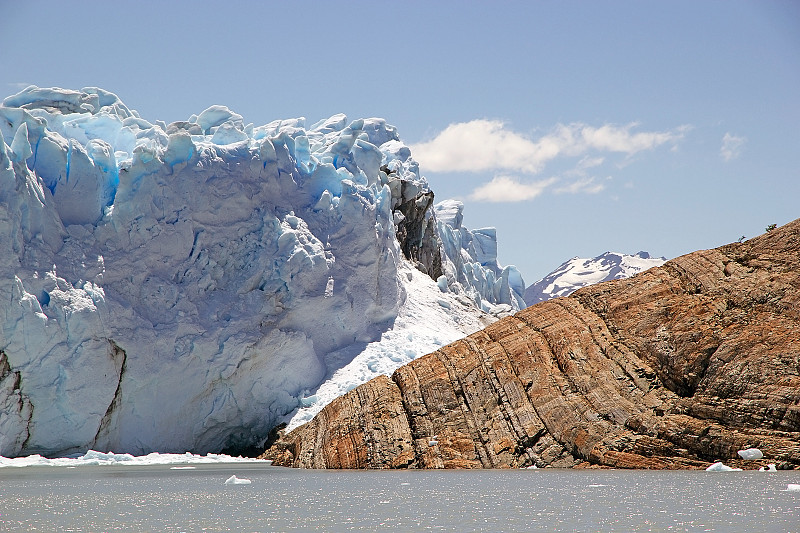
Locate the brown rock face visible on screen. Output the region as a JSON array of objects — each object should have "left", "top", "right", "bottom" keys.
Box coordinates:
[{"left": 262, "top": 220, "right": 800, "bottom": 469}]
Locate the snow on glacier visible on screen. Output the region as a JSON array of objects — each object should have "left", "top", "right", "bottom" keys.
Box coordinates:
[
  {"left": 0, "top": 86, "right": 525, "bottom": 457},
  {"left": 285, "top": 261, "right": 495, "bottom": 430}
]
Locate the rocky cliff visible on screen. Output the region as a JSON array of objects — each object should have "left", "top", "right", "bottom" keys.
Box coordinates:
[{"left": 262, "top": 219, "right": 800, "bottom": 469}]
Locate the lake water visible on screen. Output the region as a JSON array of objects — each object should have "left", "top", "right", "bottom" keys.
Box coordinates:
[{"left": 1, "top": 463, "right": 799, "bottom": 532}]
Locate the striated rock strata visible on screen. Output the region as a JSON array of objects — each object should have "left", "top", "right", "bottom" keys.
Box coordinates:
[{"left": 262, "top": 219, "right": 800, "bottom": 469}]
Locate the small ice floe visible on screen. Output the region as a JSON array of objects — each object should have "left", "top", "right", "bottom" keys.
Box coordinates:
[
  {"left": 785, "top": 484, "right": 800, "bottom": 492},
  {"left": 737, "top": 448, "right": 763, "bottom": 460},
  {"left": 525, "top": 465, "right": 538, "bottom": 469},
  {"left": 170, "top": 466, "right": 196, "bottom": 470},
  {"left": 759, "top": 464, "right": 777, "bottom": 472},
  {"left": 705, "top": 461, "right": 742, "bottom": 471},
  {"left": 224, "top": 475, "right": 252, "bottom": 485}
]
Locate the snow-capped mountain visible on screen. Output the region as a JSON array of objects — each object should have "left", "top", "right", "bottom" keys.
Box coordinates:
[
  {"left": 523, "top": 251, "right": 666, "bottom": 306},
  {"left": 0, "top": 86, "right": 525, "bottom": 457}
]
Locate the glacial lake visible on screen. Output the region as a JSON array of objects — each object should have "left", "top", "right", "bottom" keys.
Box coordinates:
[{"left": 1, "top": 462, "right": 799, "bottom": 532}]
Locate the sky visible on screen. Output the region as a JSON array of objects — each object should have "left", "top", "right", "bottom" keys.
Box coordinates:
[{"left": 2, "top": 1, "right": 798, "bottom": 283}]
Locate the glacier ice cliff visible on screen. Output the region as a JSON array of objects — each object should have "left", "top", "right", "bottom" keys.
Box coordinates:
[{"left": 0, "top": 86, "right": 526, "bottom": 457}]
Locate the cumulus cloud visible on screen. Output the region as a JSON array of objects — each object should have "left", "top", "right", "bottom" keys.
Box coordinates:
[
  {"left": 469, "top": 176, "right": 557, "bottom": 203},
  {"left": 410, "top": 120, "right": 688, "bottom": 174},
  {"left": 410, "top": 120, "right": 556, "bottom": 174},
  {"left": 720, "top": 133, "right": 746, "bottom": 161}
]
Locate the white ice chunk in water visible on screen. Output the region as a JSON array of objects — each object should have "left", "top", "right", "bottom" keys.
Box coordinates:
[
  {"left": 786, "top": 484, "right": 800, "bottom": 492},
  {"left": 737, "top": 448, "right": 763, "bottom": 460},
  {"left": 759, "top": 464, "right": 777, "bottom": 472},
  {"left": 224, "top": 474, "right": 252, "bottom": 485},
  {"left": 705, "top": 461, "right": 742, "bottom": 471}
]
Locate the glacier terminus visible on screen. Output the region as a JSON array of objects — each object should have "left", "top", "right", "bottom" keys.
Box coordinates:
[{"left": 0, "top": 86, "right": 527, "bottom": 457}]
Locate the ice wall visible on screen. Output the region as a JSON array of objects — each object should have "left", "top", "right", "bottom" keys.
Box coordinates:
[{"left": 0, "top": 86, "right": 523, "bottom": 457}]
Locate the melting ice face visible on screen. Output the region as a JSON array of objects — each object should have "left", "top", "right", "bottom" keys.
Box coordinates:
[{"left": 0, "top": 86, "right": 526, "bottom": 458}]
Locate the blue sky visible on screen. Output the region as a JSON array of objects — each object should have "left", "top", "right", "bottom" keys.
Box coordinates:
[{"left": 2, "top": 1, "right": 798, "bottom": 283}]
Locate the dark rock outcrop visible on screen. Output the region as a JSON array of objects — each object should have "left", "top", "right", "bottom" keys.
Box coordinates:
[
  {"left": 262, "top": 219, "right": 800, "bottom": 469},
  {"left": 385, "top": 164, "right": 443, "bottom": 280}
]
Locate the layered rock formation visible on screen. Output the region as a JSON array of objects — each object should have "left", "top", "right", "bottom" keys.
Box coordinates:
[{"left": 262, "top": 219, "right": 800, "bottom": 469}]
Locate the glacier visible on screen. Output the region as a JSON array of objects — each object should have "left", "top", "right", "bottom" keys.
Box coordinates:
[{"left": 0, "top": 86, "right": 526, "bottom": 457}]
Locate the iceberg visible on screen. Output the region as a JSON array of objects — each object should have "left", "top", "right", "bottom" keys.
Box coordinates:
[
  {"left": 0, "top": 86, "right": 525, "bottom": 457},
  {"left": 737, "top": 448, "right": 763, "bottom": 460},
  {"left": 705, "top": 462, "right": 743, "bottom": 472},
  {"left": 224, "top": 475, "right": 252, "bottom": 485}
]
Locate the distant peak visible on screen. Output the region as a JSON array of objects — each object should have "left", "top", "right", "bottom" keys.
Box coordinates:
[{"left": 524, "top": 251, "right": 666, "bottom": 306}]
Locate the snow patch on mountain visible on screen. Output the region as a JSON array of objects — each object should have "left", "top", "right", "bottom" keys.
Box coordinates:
[
  {"left": 0, "top": 86, "right": 525, "bottom": 457},
  {"left": 523, "top": 251, "right": 665, "bottom": 306}
]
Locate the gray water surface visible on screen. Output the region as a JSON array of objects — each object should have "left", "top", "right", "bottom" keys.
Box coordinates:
[{"left": 1, "top": 464, "right": 798, "bottom": 532}]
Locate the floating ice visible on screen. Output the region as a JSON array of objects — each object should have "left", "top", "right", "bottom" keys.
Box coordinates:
[
  {"left": 224, "top": 475, "right": 252, "bottom": 485},
  {"left": 759, "top": 464, "right": 777, "bottom": 472},
  {"left": 737, "top": 448, "right": 763, "bottom": 460},
  {"left": 0, "top": 450, "right": 269, "bottom": 468},
  {"left": 705, "top": 462, "right": 743, "bottom": 472},
  {"left": 786, "top": 484, "right": 800, "bottom": 492}
]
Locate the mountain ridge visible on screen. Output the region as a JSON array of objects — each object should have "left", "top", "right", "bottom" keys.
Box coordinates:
[{"left": 524, "top": 251, "right": 666, "bottom": 306}]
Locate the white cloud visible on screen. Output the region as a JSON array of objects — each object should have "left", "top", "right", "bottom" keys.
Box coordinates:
[
  {"left": 555, "top": 176, "right": 607, "bottom": 195},
  {"left": 469, "top": 176, "right": 557, "bottom": 203},
  {"left": 720, "top": 132, "right": 746, "bottom": 161},
  {"left": 575, "top": 156, "right": 605, "bottom": 171},
  {"left": 578, "top": 123, "right": 689, "bottom": 153},
  {"left": 410, "top": 120, "right": 559, "bottom": 174},
  {"left": 410, "top": 120, "right": 688, "bottom": 174}
]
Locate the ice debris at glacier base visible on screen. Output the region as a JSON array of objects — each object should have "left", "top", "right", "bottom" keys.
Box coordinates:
[
  {"left": 0, "top": 450, "right": 268, "bottom": 468},
  {"left": 0, "top": 86, "right": 526, "bottom": 457}
]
